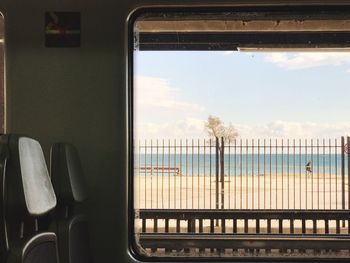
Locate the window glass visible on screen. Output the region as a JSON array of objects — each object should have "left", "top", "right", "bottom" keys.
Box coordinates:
[{"left": 132, "top": 9, "right": 350, "bottom": 260}]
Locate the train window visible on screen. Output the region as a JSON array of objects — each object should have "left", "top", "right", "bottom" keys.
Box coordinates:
[
  {"left": 131, "top": 8, "right": 350, "bottom": 260},
  {"left": 0, "top": 14, "right": 3, "bottom": 134}
]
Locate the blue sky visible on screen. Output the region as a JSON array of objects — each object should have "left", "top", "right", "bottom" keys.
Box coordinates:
[{"left": 134, "top": 51, "right": 350, "bottom": 139}]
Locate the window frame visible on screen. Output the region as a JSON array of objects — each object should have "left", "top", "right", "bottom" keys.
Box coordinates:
[
  {"left": 127, "top": 5, "right": 350, "bottom": 262},
  {"left": 0, "top": 13, "right": 4, "bottom": 134}
]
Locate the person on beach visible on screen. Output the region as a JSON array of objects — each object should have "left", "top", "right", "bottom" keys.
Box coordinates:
[{"left": 306, "top": 161, "right": 312, "bottom": 176}]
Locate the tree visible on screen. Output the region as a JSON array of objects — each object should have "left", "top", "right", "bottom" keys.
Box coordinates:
[{"left": 205, "top": 115, "right": 239, "bottom": 143}]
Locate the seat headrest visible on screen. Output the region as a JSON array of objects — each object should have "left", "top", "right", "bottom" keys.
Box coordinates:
[
  {"left": 51, "top": 143, "right": 88, "bottom": 206},
  {"left": 5, "top": 135, "right": 57, "bottom": 216}
]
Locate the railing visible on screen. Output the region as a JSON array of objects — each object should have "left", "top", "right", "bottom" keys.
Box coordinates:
[
  {"left": 135, "top": 136, "right": 350, "bottom": 210},
  {"left": 137, "top": 209, "right": 350, "bottom": 234},
  {"left": 136, "top": 209, "right": 350, "bottom": 258}
]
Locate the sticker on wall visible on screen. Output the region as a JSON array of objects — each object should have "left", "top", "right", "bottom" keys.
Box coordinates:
[{"left": 45, "top": 12, "right": 81, "bottom": 47}]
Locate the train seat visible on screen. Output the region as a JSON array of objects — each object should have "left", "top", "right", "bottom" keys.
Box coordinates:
[
  {"left": 0, "top": 134, "right": 59, "bottom": 263},
  {"left": 50, "top": 143, "right": 92, "bottom": 263}
]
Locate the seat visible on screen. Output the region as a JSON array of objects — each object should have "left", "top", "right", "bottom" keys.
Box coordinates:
[
  {"left": 50, "top": 143, "right": 92, "bottom": 263},
  {"left": 0, "top": 134, "right": 59, "bottom": 263}
]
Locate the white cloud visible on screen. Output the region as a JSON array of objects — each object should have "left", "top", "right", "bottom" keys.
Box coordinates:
[
  {"left": 134, "top": 76, "right": 207, "bottom": 140},
  {"left": 135, "top": 76, "right": 205, "bottom": 113},
  {"left": 237, "top": 120, "right": 350, "bottom": 139},
  {"left": 135, "top": 118, "right": 206, "bottom": 140},
  {"left": 134, "top": 77, "right": 350, "bottom": 140},
  {"left": 264, "top": 52, "right": 350, "bottom": 70},
  {"left": 136, "top": 119, "right": 350, "bottom": 140}
]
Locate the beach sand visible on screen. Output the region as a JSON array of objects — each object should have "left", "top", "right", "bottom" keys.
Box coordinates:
[
  {"left": 135, "top": 173, "right": 348, "bottom": 210},
  {"left": 134, "top": 173, "right": 349, "bottom": 233}
]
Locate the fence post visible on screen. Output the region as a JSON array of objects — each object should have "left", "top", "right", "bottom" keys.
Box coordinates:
[
  {"left": 216, "top": 137, "right": 219, "bottom": 210},
  {"left": 348, "top": 136, "right": 350, "bottom": 210},
  {"left": 221, "top": 137, "right": 225, "bottom": 209},
  {"left": 215, "top": 137, "right": 219, "bottom": 226},
  {"left": 342, "top": 136, "right": 345, "bottom": 212}
]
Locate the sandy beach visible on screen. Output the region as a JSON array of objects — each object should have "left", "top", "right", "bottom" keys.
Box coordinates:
[
  {"left": 134, "top": 173, "right": 350, "bottom": 234},
  {"left": 135, "top": 173, "right": 349, "bottom": 210}
]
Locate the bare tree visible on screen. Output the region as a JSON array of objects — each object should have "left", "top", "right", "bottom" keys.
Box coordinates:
[{"left": 205, "top": 115, "right": 239, "bottom": 143}]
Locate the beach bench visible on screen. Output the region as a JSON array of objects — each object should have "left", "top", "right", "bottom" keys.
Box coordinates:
[{"left": 138, "top": 166, "right": 180, "bottom": 175}]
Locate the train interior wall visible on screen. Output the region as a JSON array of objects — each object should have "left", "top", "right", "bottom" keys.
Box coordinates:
[
  {"left": 0, "top": 1, "right": 134, "bottom": 261},
  {"left": 1, "top": 0, "right": 350, "bottom": 262}
]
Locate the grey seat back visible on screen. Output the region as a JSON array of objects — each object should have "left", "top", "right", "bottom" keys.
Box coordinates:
[
  {"left": 0, "top": 134, "right": 59, "bottom": 263},
  {"left": 50, "top": 143, "right": 91, "bottom": 263}
]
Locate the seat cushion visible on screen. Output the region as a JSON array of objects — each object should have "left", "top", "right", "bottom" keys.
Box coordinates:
[{"left": 7, "top": 232, "right": 59, "bottom": 263}]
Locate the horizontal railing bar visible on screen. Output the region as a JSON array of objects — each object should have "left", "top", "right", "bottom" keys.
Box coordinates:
[
  {"left": 137, "top": 166, "right": 180, "bottom": 171},
  {"left": 138, "top": 209, "right": 350, "bottom": 220},
  {"left": 139, "top": 233, "right": 350, "bottom": 250},
  {"left": 139, "top": 145, "right": 217, "bottom": 148},
  {"left": 138, "top": 145, "right": 343, "bottom": 148},
  {"left": 141, "top": 233, "right": 350, "bottom": 237}
]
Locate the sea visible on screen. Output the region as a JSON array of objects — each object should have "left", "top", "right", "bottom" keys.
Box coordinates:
[{"left": 136, "top": 154, "right": 349, "bottom": 176}]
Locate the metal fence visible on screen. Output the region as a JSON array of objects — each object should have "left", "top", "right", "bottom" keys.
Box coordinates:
[{"left": 135, "top": 136, "right": 350, "bottom": 210}]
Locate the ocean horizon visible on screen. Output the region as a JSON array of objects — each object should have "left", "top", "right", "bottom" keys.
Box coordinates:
[{"left": 136, "top": 154, "right": 348, "bottom": 176}]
